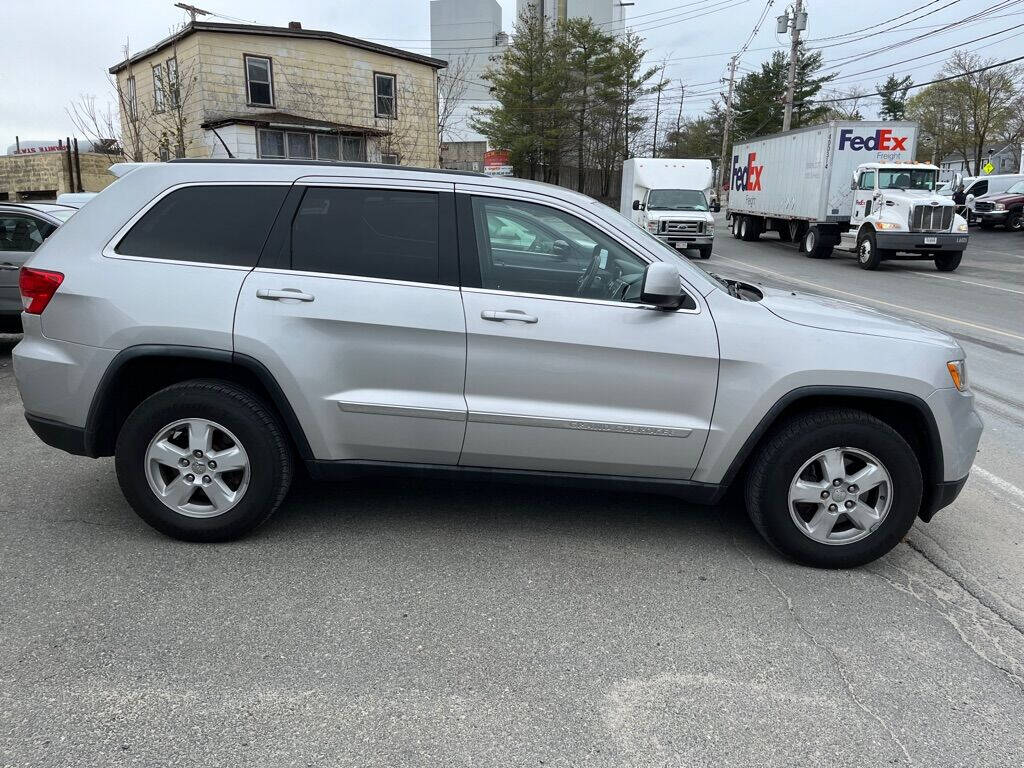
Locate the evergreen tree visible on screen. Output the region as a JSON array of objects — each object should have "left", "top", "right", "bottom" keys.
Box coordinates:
[{"left": 877, "top": 74, "right": 913, "bottom": 120}]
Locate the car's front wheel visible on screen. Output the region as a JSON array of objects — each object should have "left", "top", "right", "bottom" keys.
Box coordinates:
[
  {"left": 115, "top": 379, "right": 293, "bottom": 542},
  {"left": 935, "top": 253, "right": 962, "bottom": 272},
  {"left": 745, "top": 409, "right": 922, "bottom": 568},
  {"left": 697, "top": 245, "right": 712, "bottom": 259}
]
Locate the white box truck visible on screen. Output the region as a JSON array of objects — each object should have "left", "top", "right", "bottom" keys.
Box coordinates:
[
  {"left": 621, "top": 158, "right": 717, "bottom": 259},
  {"left": 726, "top": 121, "right": 970, "bottom": 271}
]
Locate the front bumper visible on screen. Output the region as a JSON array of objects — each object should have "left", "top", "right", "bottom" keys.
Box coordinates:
[
  {"left": 875, "top": 231, "right": 969, "bottom": 254},
  {"left": 657, "top": 235, "right": 714, "bottom": 248},
  {"left": 920, "top": 475, "right": 969, "bottom": 522},
  {"left": 976, "top": 210, "right": 1008, "bottom": 222}
]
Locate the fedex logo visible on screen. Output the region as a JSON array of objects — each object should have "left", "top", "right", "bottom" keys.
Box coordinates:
[
  {"left": 731, "top": 152, "right": 763, "bottom": 192},
  {"left": 838, "top": 128, "right": 908, "bottom": 152}
]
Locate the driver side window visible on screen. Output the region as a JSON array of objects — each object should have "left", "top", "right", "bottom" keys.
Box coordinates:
[
  {"left": 471, "top": 196, "right": 648, "bottom": 302},
  {"left": 858, "top": 171, "right": 875, "bottom": 191}
]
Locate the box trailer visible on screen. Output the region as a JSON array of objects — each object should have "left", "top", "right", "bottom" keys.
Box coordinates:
[
  {"left": 727, "top": 121, "right": 970, "bottom": 271},
  {"left": 621, "top": 158, "right": 716, "bottom": 259}
]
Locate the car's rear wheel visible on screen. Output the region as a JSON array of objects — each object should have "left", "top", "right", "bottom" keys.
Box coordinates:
[
  {"left": 745, "top": 409, "right": 922, "bottom": 568},
  {"left": 115, "top": 379, "right": 293, "bottom": 542},
  {"left": 935, "top": 253, "right": 962, "bottom": 272},
  {"left": 801, "top": 227, "right": 832, "bottom": 258},
  {"left": 697, "top": 245, "right": 712, "bottom": 259}
]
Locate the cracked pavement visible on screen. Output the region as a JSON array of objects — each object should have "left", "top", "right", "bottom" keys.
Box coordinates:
[{"left": 2, "top": 228, "right": 1024, "bottom": 766}]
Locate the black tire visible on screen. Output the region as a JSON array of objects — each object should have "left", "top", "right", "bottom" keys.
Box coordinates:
[
  {"left": 856, "top": 229, "right": 883, "bottom": 270},
  {"left": 115, "top": 379, "right": 294, "bottom": 542},
  {"left": 731, "top": 216, "right": 742, "bottom": 239},
  {"left": 745, "top": 408, "right": 922, "bottom": 568},
  {"left": 697, "top": 245, "right": 712, "bottom": 259},
  {"left": 978, "top": 220, "right": 995, "bottom": 230},
  {"left": 1007, "top": 212, "right": 1023, "bottom": 232},
  {"left": 801, "top": 227, "right": 832, "bottom": 259},
  {"left": 740, "top": 216, "right": 761, "bottom": 241},
  {"left": 777, "top": 223, "right": 793, "bottom": 242},
  {"left": 935, "top": 253, "right": 962, "bottom": 272}
]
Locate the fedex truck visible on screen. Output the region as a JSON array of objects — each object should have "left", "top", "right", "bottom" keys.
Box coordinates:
[{"left": 726, "top": 121, "right": 970, "bottom": 271}]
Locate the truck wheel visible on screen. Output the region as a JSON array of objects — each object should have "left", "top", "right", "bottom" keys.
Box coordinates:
[
  {"left": 1007, "top": 212, "right": 1023, "bottom": 231},
  {"left": 740, "top": 216, "right": 761, "bottom": 241},
  {"left": 856, "top": 230, "right": 882, "bottom": 270},
  {"left": 697, "top": 245, "right": 712, "bottom": 259},
  {"left": 115, "top": 379, "right": 294, "bottom": 542},
  {"left": 935, "top": 253, "right": 962, "bottom": 272},
  {"left": 731, "top": 216, "right": 742, "bottom": 238},
  {"left": 978, "top": 220, "right": 994, "bottom": 230},
  {"left": 745, "top": 408, "right": 922, "bottom": 568},
  {"left": 801, "top": 228, "right": 831, "bottom": 259}
]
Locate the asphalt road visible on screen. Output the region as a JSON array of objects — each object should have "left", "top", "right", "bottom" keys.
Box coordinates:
[{"left": 2, "top": 223, "right": 1024, "bottom": 767}]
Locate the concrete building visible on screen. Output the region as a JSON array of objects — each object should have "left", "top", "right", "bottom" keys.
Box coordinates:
[
  {"left": 430, "top": 0, "right": 508, "bottom": 154},
  {"left": 0, "top": 147, "right": 115, "bottom": 202},
  {"left": 109, "top": 21, "right": 447, "bottom": 167},
  {"left": 516, "top": 0, "right": 628, "bottom": 36}
]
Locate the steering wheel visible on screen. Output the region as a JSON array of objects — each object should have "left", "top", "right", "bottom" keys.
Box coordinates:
[{"left": 576, "top": 243, "right": 604, "bottom": 297}]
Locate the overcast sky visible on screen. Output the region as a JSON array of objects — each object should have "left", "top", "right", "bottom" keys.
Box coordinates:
[{"left": 2, "top": 0, "right": 1020, "bottom": 151}]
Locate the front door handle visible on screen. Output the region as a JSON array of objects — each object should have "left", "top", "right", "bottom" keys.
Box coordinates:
[
  {"left": 256, "top": 288, "right": 315, "bottom": 302},
  {"left": 481, "top": 309, "right": 538, "bottom": 323}
]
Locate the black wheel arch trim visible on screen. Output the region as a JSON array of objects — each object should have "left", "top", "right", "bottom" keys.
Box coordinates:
[
  {"left": 83, "top": 344, "right": 314, "bottom": 461},
  {"left": 714, "top": 385, "right": 944, "bottom": 504}
]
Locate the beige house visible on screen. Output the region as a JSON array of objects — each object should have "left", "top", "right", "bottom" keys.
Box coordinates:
[{"left": 109, "top": 21, "right": 446, "bottom": 167}]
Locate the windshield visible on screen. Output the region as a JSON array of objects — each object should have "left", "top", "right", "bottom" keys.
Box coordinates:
[
  {"left": 646, "top": 189, "right": 708, "bottom": 211},
  {"left": 877, "top": 168, "right": 938, "bottom": 191},
  {"left": 1005, "top": 181, "right": 1024, "bottom": 195}
]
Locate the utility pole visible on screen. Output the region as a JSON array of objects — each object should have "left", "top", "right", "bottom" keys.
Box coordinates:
[
  {"left": 652, "top": 66, "right": 666, "bottom": 158},
  {"left": 781, "top": 0, "right": 807, "bottom": 132},
  {"left": 174, "top": 2, "right": 210, "bottom": 22},
  {"left": 675, "top": 82, "right": 685, "bottom": 148},
  {"left": 717, "top": 56, "right": 738, "bottom": 200}
]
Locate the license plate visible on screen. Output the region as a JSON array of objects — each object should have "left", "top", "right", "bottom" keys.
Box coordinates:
[
  {"left": 924, "top": 237, "right": 937, "bottom": 245},
  {"left": 675, "top": 242, "right": 689, "bottom": 250}
]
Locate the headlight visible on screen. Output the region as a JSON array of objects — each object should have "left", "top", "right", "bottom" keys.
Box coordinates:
[
  {"left": 947, "top": 360, "right": 968, "bottom": 391},
  {"left": 646, "top": 221, "right": 659, "bottom": 234},
  {"left": 707, "top": 224, "right": 715, "bottom": 235},
  {"left": 957, "top": 222, "right": 968, "bottom": 232},
  {"left": 994, "top": 203, "right": 1006, "bottom": 210},
  {"left": 875, "top": 221, "right": 901, "bottom": 230}
]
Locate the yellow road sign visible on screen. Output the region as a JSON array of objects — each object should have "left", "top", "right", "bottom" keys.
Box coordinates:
[{"left": 983, "top": 161, "right": 995, "bottom": 174}]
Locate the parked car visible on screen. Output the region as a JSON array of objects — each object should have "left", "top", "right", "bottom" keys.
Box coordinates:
[
  {"left": 974, "top": 180, "right": 1024, "bottom": 231},
  {"left": 0, "top": 202, "right": 76, "bottom": 332},
  {"left": 12, "top": 160, "right": 982, "bottom": 568},
  {"left": 960, "top": 174, "right": 1024, "bottom": 222}
]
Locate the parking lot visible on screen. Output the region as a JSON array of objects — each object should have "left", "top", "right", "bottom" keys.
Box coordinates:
[{"left": 2, "top": 224, "right": 1023, "bottom": 767}]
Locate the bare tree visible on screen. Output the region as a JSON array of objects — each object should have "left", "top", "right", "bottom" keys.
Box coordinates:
[
  {"left": 140, "top": 46, "right": 199, "bottom": 160},
  {"left": 66, "top": 42, "right": 146, "bottom": 162},
  {"left": 822, "top": 86, "right": 868, "bottom": 120},
  {"left": 437, "top": 54, "right": 472, "bottom": 165}
]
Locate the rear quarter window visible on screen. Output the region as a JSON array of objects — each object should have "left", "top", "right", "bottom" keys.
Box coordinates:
[{"left": 115, "top": 185, "right": 288, "bottom": 266}]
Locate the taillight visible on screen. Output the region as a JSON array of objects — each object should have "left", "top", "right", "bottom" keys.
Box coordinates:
[{"left": 19, "top": 267, "right": 64, "bottom": 314}]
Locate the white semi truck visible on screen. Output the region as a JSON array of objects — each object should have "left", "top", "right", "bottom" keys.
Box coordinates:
[
  {"left": 621, "top": 158, "right": 717, "bottom": 259},
  {"left": 726, "top": 121, "right": 969, "bottom": 271}
]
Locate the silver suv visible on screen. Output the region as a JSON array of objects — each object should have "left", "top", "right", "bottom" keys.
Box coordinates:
[{"left": 12, "top": 160, "right": 982, "bottom": 567}]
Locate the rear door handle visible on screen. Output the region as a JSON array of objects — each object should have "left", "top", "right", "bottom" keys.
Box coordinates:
[
  {"left": 256, "top": 288, "right": 315, "bottom": 302},
  {"left": 0, "top": 263, "right": 18, "bottom": 271},
  {"left": 481, "top": 309, "right": 538, "bottom": 323}
]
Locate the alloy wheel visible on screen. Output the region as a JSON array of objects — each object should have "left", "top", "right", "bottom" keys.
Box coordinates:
[
  {"left": 144, "top": 418, "right": 250, "bottom": 518},
  {"left": 787, "top": 447, "right": 893, "bottom": 545}
]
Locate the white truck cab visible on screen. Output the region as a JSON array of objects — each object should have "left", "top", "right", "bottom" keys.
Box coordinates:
[
  {"left": 847, "top": 162, "right": 969, "bottom": 270},
  {"left": 621, "top": 158, "right": 717, "bottom": 259}
]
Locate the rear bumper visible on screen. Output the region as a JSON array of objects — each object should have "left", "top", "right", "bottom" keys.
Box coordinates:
[
  {"left": 25, "top": 413, "right": 88, "bottom": 456},
  {"left": 875, "top": 231, "right": 969, "bottom": 253}
]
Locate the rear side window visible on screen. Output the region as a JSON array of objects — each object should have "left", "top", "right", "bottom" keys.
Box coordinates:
[
  {"left": 291, "top": 187, "right": 439, "bottom": 283},
  {"left": 115, "top": 185, "right": 287, "bottom": 266}
]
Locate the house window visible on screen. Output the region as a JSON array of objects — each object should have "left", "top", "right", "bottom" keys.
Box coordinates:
[
  {"left": 259, "top": 129, "right": 365, "bottom": 161},
  {"left": 166, "top": 57, "right": 180, "bottom": 108},
  {"left": 380, "top": 153, "right": 399, "bottom": 165},
  {"left": 152, "top": 64, "right": 165, "bottom": 112},
  {"left": 125, "top": 75, "right": 137, "bottom": 119},
  {"left": 245, "top": 55, "right": 274, "bottom": 106},
  {"left": 374, "top": 72, "right": 396, "bottom": 118}
]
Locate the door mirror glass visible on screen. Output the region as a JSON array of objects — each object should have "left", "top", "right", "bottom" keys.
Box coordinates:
[
  {"left": 711, "top": 200, "right": 721, "bottom": 212},
  {"left": 551, "top": 239, "right": 572, "bottom": 259},
  {"left": 632, "top": 199, "right": 642, "bottom": 211},
  {"left": 640, "top": 262, "right": 683, "bottom": 309}
]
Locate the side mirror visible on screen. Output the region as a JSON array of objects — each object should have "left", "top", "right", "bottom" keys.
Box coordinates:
[
  {"left": 551, "top": 239, "right": 571, "bottom": 259},
  {"left": 851, "top": 171, "right": 859, "bottom": 190},
  {"left": 640, "top": 262, "right": 683, "bottom": 310},
  {"left": 952, "top": 172, "right": 963, "bottom": 190},
  {"left": 966, "top": 193, "right": 975, "bottom": 203},
  {"left": 632, "top": 199, "right": 642, "bottom": 211},
  {"left": 711, "top": 201, "right": 721, "bottom": 212}
]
